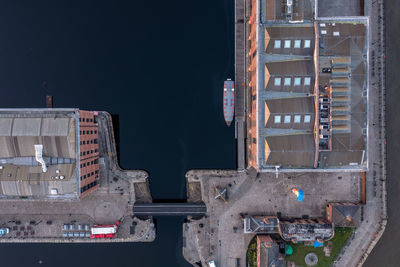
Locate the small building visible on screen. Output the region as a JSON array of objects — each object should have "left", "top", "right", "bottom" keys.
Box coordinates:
[
  {"left": 0, "top": 109, "right": 99, "bottom": 199},
  {"left": 257, "top": 235, "right": 285, "bottom": 267},
  {"left": 326, "top": 202, "right": 362, "bottom": 227},
  {"left": 244, "top": 216, "right": 280, "bottom": 234},
  {"left": 279, "top": 219, "right": 334, "bottom": 243},
  {"left": 244, "top": 216, "right": 334, "bottom": 243}
]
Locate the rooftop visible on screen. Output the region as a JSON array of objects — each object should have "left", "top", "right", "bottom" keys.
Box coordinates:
[
  {"left": 327, "top": 202, "right": 362, "bottom": 227},
  {"left": 244, "top": 216, "right": 279, "bottom": 234},
  {"left": 252, "top": 4, "right": 368, "bottom": 169},
  {"left": 279, "top": 220, "right": 334, "bottom": 242},
  {"left": 257, "top": 235, "right": 285, "bottom": 267},
  {"left": 0, "top": 109, "right": 79, "bottom": 199}
]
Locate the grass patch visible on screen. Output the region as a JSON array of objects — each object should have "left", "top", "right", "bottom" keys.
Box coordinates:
[
  {"left": 247, "top": 236, "right": 257, "bottom": 267},
  {"left": 285, "top": 227, "right": 354, "bottom": 267}
]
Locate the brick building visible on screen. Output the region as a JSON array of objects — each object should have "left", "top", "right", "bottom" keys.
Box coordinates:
[
  {"left": 0, "top": 109, "right": 99, "bottom": 200},
  {"left": 245, "top": 0, "right": 368, "bottom": 170},
  {"left": 78, "top": 110, "right": 100, "bottom": 198}
]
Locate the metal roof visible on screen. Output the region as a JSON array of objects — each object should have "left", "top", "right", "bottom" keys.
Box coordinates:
[
  {"left": 254, "top": 13, "right": 368, "bottom": 169},
  {"left": 265, "top": 0, "right": 313, "bottom": 22},
  {"left": 279, "top": 220, "right": 334, "bottom": 242},
  {"left": 0, "top": 109, "right": 79, "bottom": 199}
]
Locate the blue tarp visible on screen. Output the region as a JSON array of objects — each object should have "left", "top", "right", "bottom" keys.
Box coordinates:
[
  {"left": 313, "top": 240, "right": 324, "bottom": 247},
  {"left": 297, "top": 189, "right": 304, "bottom": 202}
]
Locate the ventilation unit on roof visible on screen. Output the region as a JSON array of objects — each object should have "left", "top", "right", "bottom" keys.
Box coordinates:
[
  {"left": 286, "top": 0, "right": 293, "bottom": 14},
  {"left": 34, "top": 144, "right": 47, "bottom": 173}
]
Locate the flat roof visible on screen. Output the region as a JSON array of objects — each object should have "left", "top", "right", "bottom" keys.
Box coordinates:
[
  {"left": 279, "top": 220, "right": 334, "bottom": 241},
  {"left": 265, "top": 0, "right": 313, "bottom": 21},
  {"left": 0, "top": 109, "right": 79, "bottom": 199}
]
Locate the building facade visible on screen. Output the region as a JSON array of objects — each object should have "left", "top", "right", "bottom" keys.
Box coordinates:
[{"left": 79, "top": 110, "right": 100, "bottom": 198}]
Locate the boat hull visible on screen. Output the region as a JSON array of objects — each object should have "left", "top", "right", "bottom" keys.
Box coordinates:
[{"left": 223, "top": 80, "right": 235, "bottom": 126}]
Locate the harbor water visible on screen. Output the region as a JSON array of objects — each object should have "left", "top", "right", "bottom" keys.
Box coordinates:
[
  {"left": 0, "top": 0, "right": 397, "bottom": 266},
  {"left": 0, "top": 0, "right": 235, "bottom": 266}
]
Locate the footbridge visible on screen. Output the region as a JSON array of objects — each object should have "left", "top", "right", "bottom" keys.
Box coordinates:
[{"left": 133, "top": 202, "right": 207, "bottom": 216}]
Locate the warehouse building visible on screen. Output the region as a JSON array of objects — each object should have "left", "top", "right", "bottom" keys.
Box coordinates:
[
  {"left": 246, "top": 0, "right": 368, "bottom": 170},
  {"left": 0, "top": 109, "right": 99, "bottom": 199}
]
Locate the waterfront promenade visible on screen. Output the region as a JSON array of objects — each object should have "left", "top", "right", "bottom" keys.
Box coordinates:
[{"left": 235, "top": 0, "right": 246, "bottom": 170}]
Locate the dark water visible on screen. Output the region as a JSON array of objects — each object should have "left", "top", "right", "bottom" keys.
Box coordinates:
[
  {"left": 364, "top": 0, "right": 400, "bottom": 266},
  {"left": 0, "top": 0, "right": 235, "bottom": 266}
]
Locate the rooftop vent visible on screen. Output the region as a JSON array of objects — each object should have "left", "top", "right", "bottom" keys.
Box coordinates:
[{"left": 34, "top": 145, "right": 47, "bottom": 173}]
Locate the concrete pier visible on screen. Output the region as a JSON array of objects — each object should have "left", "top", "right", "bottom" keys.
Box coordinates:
[{"left": 235, "top": 0, "right": 246, "bottom": 171}]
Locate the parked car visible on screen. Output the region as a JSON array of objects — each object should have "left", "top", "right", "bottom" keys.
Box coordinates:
[{"left": 0, "top": 228, "right": 10, "bottom": 236}]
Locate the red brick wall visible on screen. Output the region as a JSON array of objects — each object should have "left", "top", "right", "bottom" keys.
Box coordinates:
[
  {"left": 247, "top": 0, "right": 258, "bottom": 169},
  {"left": 79, "top": 110, "right": 100, "bottom": 198}
]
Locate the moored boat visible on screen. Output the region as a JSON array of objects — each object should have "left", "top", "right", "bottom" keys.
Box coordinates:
[{"left": 223, "top": 79, "right": 235, "bottom": 126}]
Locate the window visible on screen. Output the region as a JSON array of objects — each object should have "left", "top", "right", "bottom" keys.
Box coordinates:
[
  {"left": 274, "top": 77, "right": 281, "bottom": 86},
  {"left": 284, "top": 77, "right": 291, "bottom": 86},
  {"left": 294, "top": 115, "right": 301, "bottom": 123},
  {"left": 94, "top": 130, "right": 97, "bottom": 134},
  {"left": 304, "top": 40, "right": 311, "bottom": 48},
  {"left": 321, "top": 30, "right": 327, "bottom": 35},
  {"left": 252, "top": 138, "right": 257, "bottom": 144},
  {"left": 294, "top": 77, "right": 301, "bottom": 86},
  {"left": 304, "top": 115, "right": 311, "bottom": 123},
  {"left": 333, "top": 31, "right": 340, "bottom": 36},
  {"left": 284, "top": 115, "right": 291, "bottom": 123},
  {"left": 284, "top": 40, "right": 291, "bottom": 48},
  {"left": 274, "top": 40, "right": 281, "bottom": 48},
  {"left": 304, "top": 77, "right": 311, "bottom": 86},
  {"left": 274, "top": 115, "right": 281, "bottom": 123},
  {"left": 294, "top": 40, "right": 301, "bottom": 48},
  {"left": 90, "top": 130, "right": 93, "bottom": 134},
  {"left": 86, "top": 131, "right": 89, "bottom": 134}
]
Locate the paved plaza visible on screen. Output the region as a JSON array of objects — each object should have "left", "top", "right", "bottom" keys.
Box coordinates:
[{"left": 183, "top": 170, "right": 362, "bottom": 266}]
